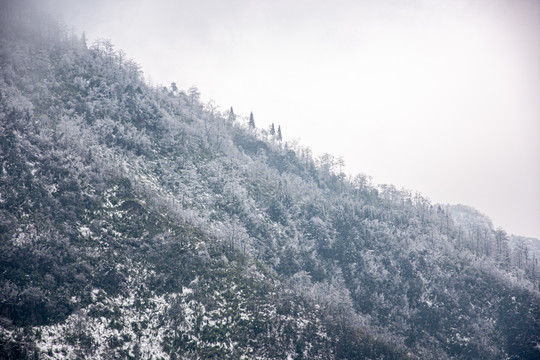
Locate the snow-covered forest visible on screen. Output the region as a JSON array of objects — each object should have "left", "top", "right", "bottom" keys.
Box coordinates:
[{"left": 1, "top": 3, "right": 539, "bottom": 359}]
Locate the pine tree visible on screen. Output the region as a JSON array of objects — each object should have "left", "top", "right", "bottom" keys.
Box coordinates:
[
  {"left": 248, "top": 112, "right": 255, "bottom": 129},
  {"left": 277, "top": 125, "right": 282, "bottom": 141},
  {"left": 270, "top": 123, "right": 275, "bottom": 135},
  {"left": 228, "top": 107, "right": 236, "bottom": 122},
  {"left": 188, "top": 86, "right": 200, "bottom": 108},
  {"left": 170, "top": 82, "right": 178, "bottom": 95},
  {"left": 81, "top": 31, "right": 87, "bottom": 48}
]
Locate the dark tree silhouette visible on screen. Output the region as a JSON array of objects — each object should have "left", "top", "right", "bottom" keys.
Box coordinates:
[{"left": 249, "top": 112, "right": 255, "bottom": 129}]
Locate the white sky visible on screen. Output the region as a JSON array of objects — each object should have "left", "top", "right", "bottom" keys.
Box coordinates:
[{"left": 35, "top": 0, "right": 540, "bottom": 239}]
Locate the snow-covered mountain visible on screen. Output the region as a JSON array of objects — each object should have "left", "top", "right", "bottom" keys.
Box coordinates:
[{"left": 1, "top": 4, "right": 539, "bottom": 359}]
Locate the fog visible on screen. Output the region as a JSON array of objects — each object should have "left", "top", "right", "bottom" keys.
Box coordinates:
[{"left": 31, "top": 0, "right": 540, "bottom": 239}]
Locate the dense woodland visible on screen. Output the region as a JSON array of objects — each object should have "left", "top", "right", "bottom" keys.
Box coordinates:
[{"left": 1, "top": 4, "right": 539, "bottom": 359}]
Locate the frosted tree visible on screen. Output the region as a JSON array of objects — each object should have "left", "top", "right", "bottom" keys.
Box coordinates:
[
  {"left": 170, "top": 82, "right": 178, "bottom": 95},
  {"left": 495, "top": 227, "right": 511, "bottom": 268},
  {"left": 227, "top": 106, "right": 236, "bottom": 122},
  {"left": 188, "top": 86, "right": 200, "bottom": 107},
  {"left": 269, "top": 123, "right": 275, "bottom": 136},
  {"left": 248, "top": 112, "right": 255, "bottom": 129},
  {"left": 81, "top": 31, "right": 87, "bottom": 48},
  {"left": 277, "top": 125, "right": 282, "bottom": 141}
]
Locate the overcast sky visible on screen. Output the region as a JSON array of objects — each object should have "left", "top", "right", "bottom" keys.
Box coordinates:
[{"left": 34, "top": 0, "right": 540, "bottom": 239}]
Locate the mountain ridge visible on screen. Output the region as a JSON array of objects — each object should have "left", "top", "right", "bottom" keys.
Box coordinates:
[{"left": 1, "top": 6, "right": 539, "bottom": 359}]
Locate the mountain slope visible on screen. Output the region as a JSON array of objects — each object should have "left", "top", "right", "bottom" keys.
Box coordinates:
[{"left": 1, "top": 6, "right": 539, "bottom": 360}]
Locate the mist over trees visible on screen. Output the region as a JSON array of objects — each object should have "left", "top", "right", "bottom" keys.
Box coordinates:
[{"left": 1, "top": 3, "right": 539, "bottom": 359}]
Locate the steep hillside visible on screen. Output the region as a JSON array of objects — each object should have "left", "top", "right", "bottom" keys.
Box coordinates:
[{"left": 1, "top": 7, "right": 539, "bottom": 360}]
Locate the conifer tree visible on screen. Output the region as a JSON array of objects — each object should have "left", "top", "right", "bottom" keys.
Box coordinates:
[
  {"left": 188, "top": 86, "right": 200, "bottom": 105},
  {"left": 270, "top": 123, "right": 275, "bottom": 135},
  {"left": 170, "top": 82, "right": 178, "bottom": 95},
  {"left": 228, "top": 107, "right": 236, "bottom": 122},
  {"left": 277, "top": 125, "right": 282, "bottom": 141},
  {"left": 249, "top": 112, "right": 255, "bottom": 129}
]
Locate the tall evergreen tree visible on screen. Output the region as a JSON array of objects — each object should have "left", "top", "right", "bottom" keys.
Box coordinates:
[
  {"left": 228, "top": 107, "right": 236, "bottom": 122},
  {"left": 277, "top": 125, "right": 282, "bottom": 141},
  {"left": 269, "top": 123, "right": 275, "bottom": 135},
  {"left": 170, "top": 82, "right": 178, "bottom": 95},
  {"left": 249, "top": 112, "right": 255, "bottom": 129}
]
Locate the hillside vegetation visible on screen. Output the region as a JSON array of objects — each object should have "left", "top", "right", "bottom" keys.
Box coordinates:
[{"left": 1, "top": 6, "right": 539, "bottom": 359}]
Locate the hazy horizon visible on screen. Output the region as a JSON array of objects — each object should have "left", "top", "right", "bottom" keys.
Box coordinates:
[{"left": 26, "top": 0, "right": 540, "bottom": 239}]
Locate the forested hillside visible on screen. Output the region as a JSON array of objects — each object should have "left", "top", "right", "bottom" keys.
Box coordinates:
[{"left": 1, "top": 5, "right": 539, "bottom": 359}]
